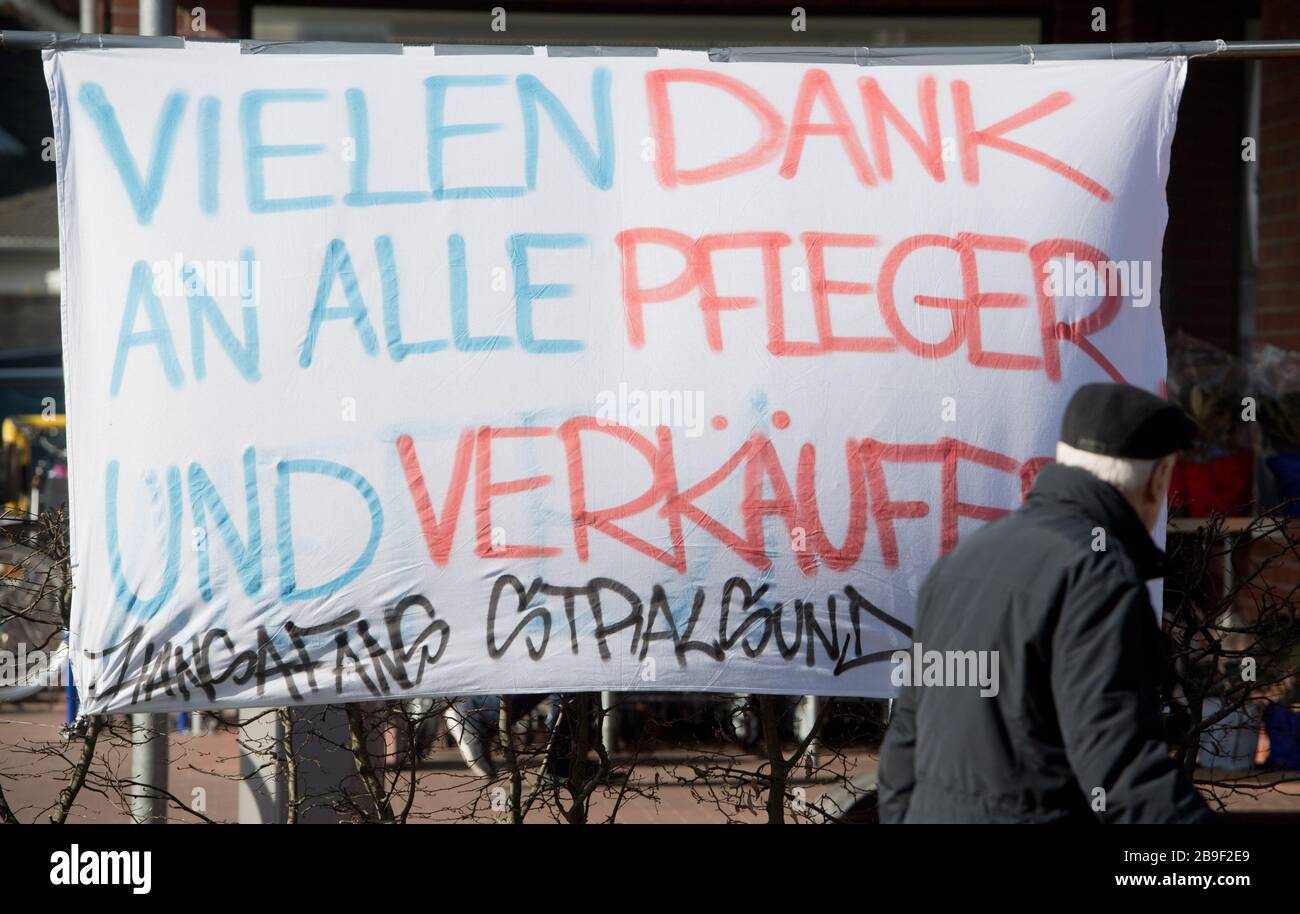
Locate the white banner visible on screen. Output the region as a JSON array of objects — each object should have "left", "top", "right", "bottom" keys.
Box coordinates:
[{"left": 45, "top": 46, "right": 1184, "bottom": 713}]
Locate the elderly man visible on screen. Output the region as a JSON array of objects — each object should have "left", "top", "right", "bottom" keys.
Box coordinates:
[{"left": 879, "top": 383, "right": 1214, "bottom": 823}]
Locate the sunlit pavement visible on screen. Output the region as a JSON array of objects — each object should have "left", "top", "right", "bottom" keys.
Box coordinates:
[{"left": 2, "top": 698, "right": 1296, "bottom": 824}]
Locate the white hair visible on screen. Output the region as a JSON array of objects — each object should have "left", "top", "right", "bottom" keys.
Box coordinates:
[{"left": 1055, "top": 441, "right": 1170, "bottom": 496}]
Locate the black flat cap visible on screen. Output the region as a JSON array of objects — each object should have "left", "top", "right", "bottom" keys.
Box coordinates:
[{"left": 1061, "top": 382, "right": 1198, "bottom": 459}]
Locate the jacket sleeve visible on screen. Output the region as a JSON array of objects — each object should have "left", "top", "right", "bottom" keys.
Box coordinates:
[
  {"left": 877, "top": 680, "right": 918, "bottom": 824},
  {"left": 1051, "top": 565, "right": 1214, "bottom": 824}
]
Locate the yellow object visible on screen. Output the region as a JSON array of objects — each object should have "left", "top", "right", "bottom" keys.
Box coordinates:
[{"left": 1, "top": 414, "right": 67, "bottom": 513}]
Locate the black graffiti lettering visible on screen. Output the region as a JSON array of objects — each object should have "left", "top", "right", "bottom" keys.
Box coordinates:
[
  {"left": 226, "top": 640, "right": 260, "bottom": 687},
  {"left": 356, "top": 597, "right": 451, "bottom": 694},
  {"left": 76, "top": 578, "right": 903, "bottom": 712},
  {"left": 140, "top": 639, "right": 178, "bottom": 704},
  {"left": 201, "top": 629, "right": 241, "bottom": 690},
  {"left": 639, "top": 585, "right": 682, "bottom": 662},
  {"left": 382, "top": 594, "right": 450, "bottom": 685},
  {"left": 285, "top": 610, "right": 360, "bottom": 695},
  {"left": 586, "top": 578, "right": 644, "bottom": 660},
  {"left": 281, "top": 621, "right": 322, "bottom": 694},
  {"left": 486, "top": 575, "right": 551, "bottom": 660},
  {"left": 131, "top": 637, "right": 159, "bottom": 706},
  {"left": 332, "top": 628, "right": 379, "bottom": 696},
  {"left": 479, "top": 574, "right": 892, "bottom": 675},
  {"left": 540, "top": 582, "right": 586, "bottom": 654},
  {"left": 250, "top": 626, "right": 316, "bottom": 700},
  {"left": 718, "top": 577, "right": 773, "bottom": 657},
  {"left": 802, "top": 597, "right": 840, "bottom": 667},
  {"left": 844, "top": 585, "right": 914, "bottom": 639},
  {"left": 772, "top": 603, "right": 803, "bottom": 660},
  {"left": 674, "top": 587, "right": 723, "bottom": 663},
  {"left": 832, "top": 642, "right": 898, "bottom": 676},
  {"left": 171, "top": 641, "right": 198, "bottom": 702},
  {"left": 77, "top": 599, "right": 451, "bottom": 708},
  {"left": 355, "top": 620, "right": 397, "bottom": 693}
]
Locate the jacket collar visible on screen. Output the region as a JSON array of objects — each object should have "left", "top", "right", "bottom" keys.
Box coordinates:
[{"left": 1026, "top": 463, "right": 1167, "bottom": 579}]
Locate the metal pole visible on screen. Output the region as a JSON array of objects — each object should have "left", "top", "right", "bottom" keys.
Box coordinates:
[
  {"left": 800, "top": 694, "right": 819, "bottom": 775},
  {"left": 129, "top": 713, "right": 169, "bottom": 823},
  {"left": 123, "top": 0, "right": 176, "bottom": 831},
  {"left": 78, "top": 0, "right": 95, "bottom": 35},
  {"left": 138, "top": 0, "right": 173, "bottom": 41},
  {"left": 2, "top": 30, "right": 1300, "bottom": 59},
  {"left": 600, "top": 690, "right": 615, "bottom": 752}
]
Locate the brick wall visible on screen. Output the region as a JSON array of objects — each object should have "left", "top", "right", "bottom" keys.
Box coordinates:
[
  {"left": 175, "top": 0, "right": 244, "bottom": 38},
  {"left": 105, "top": 0, "right": 244, "bottom": 38},
  {"left": 1160, "top": 2, "right": 1247, "bottom": 354},
  {"left": 1257, "top": 0, "right": 1300, "bottom": 353},
  {"left": 1046, "top": 2, "right": 1249, "bottom": 355}
]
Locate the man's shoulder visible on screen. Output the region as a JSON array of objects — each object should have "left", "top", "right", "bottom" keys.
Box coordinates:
[
  {"left": 927, "top": 503, "right": 1140, "bottom": 595},
  {"left": 946, "top": 504, "right": 1092, "bottom": 565}
]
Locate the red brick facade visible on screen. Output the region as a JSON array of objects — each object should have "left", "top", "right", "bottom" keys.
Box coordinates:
[
  {"left": 102, "top": 0, "right": 242, "bottom": 38},
  {"left": 1257, "top": 0, "right": 1300, "bottom": 352}
]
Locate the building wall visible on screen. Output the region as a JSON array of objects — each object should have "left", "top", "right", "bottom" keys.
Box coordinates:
[
  {"left": 0, "top": 251, "right": 58, "bottom": 298},
  {"left": 104, "top": 0, "right": 243, "bottom": 37},
  {"left": 1045, "top": 1, "right": 1248, "bottom": 355},
  {"left": 1257, "top": 0, "right": 1300, "bottom": 352},
  {"left": 0, "top": 293, "right": 61, "bottom": 351}
]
